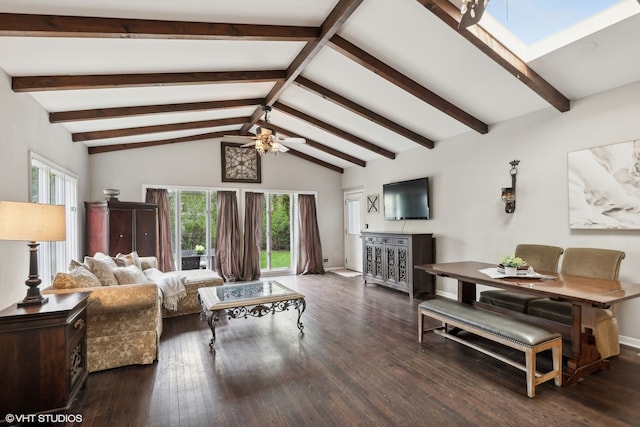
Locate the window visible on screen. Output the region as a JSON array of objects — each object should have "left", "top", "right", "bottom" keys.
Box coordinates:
[
  {"left": 167, "top": 188, "right": 218, "bottom": 271},
  {"left": 30, "top": 153, "right": 78, "bottom": 286},
  {"left": 158, "top": 186, "right": 315, "bottom": 275}
]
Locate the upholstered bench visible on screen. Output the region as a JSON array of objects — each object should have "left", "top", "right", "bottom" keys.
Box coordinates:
[{"left": 418, "top": 298, "right": 562, "bottom": 398}]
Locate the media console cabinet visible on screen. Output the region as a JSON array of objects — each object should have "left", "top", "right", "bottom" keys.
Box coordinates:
[{"left": 362, "top": 232, "right": 435, "bottom": 298}]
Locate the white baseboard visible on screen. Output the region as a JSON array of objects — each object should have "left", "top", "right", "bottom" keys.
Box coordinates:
[
  {"left": 436, "top": 289, "right": 457, "bottom": 300},
  {"left": 619, "top": 335, "right": 640, "bottom": 350}
]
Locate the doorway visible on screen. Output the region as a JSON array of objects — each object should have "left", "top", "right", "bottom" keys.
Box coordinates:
[{"left": 344, "top": 191, "right": 363, "bottom": 272}]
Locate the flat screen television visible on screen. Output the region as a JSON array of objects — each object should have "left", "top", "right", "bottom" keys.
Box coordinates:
[{"left": 383, "top": 177, "right": 430, "bottom": 220}]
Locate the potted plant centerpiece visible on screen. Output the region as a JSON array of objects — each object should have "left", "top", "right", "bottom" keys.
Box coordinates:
[
  {"left": 194, "top": 244, "right": 205, "bottom": 255},
  {"left": 500, "top": 255, "right": 528, "bottom": 276}
]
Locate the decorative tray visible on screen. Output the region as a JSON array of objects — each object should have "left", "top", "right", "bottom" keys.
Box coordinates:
[{"left": 479, "top": 267, "right": 555, "bottom": 280}]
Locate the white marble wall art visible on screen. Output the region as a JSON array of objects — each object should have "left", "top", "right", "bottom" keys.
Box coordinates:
[{"left": 568, "top": 139, "right": 640, "bottom": 229}]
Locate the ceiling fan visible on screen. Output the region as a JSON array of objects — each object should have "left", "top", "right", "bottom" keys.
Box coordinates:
[{"left": 226, "top": 106, "right": 306, "bottom": 155}]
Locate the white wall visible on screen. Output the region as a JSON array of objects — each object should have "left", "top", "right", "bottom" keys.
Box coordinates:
[
  {"left": 88, "top": 139, "right": 345, "bottom": 268},
  {"left": 343, "top": 80, "right": 640, "bottom": 346},
  {"left": 0, "top": 68, "right": 90, "bottom": 310}
]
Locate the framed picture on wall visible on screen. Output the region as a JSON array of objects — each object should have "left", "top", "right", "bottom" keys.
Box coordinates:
[
  {"left": 221, "top": 142, "right": 261, "bottom": 183},
  {"left": 367, "top": 194, "right": 379, "bottom": 214},
  {"left": 568, "top": 139, "right": 640, "bottom": 229}
]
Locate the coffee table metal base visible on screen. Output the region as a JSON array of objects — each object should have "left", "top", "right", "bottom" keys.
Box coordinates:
[{"left": 197, "top": 281, "right": 306, "bottom": 351}]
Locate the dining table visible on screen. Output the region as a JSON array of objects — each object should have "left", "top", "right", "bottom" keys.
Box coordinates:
[{"left": 415, "top": 261, "right": 640, "bottom": 386}]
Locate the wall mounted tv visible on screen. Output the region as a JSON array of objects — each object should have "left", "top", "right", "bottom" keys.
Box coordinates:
[{"left": 383, "top": 177, "right": 430, "bottom": 220}]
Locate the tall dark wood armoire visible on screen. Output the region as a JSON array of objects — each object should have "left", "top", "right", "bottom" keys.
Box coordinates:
[{"left": 84, "top": 200, "right": 158, "bottom": 258}]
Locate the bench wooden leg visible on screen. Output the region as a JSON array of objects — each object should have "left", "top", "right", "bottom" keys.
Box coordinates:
[
  {"left": 526, "top": 337, "right": 563, "bottom": 398},
  {"left": 552, "top": 341, "right": 562, "bottom": 387},
  {"left": 525, "top": 348, "right": 536, "bottom": 398}
]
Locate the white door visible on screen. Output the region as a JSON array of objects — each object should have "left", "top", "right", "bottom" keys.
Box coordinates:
[{"left": 344, "top": 191, "right": 363, "bottom": 271}]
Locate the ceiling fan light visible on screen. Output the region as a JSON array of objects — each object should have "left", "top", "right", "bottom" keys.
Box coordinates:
[{"left": 270, "top": 140, "right": 280, "bottom": 155}]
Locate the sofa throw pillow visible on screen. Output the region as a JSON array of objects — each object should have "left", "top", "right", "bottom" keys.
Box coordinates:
[
  {"left": 85, "top": 255, "right": 119, "bottom": 287},
  {"left": 116, "top": 251, "right": 142, "bottom": 269},
  {"left": 69, "top": 259, "right": 89, "bottom": 271},
  {"left": 113, "top": 265, "right": 151, "bottom": 285},
  {"left": 53, "top": 268, "right": 102, "bottom": 289},
  {"left": 140, "top": 257, "right": 158, "bottom": 271}
]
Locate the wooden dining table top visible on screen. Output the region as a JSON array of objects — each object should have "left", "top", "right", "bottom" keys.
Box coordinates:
[{"left": 415, "top": 261, "right": 640, "bottom": 308}]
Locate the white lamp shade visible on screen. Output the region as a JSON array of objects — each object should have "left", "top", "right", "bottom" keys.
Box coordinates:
[{"left": 0, "top": 201, "right": 66, "bottom": 242}]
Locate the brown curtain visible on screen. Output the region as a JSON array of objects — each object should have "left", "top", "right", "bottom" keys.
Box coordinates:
[
  {"left": 297, "top": 194, "right": 325, "bottom": 275},
  {"left": 241, "top": 192, "right": 263, "bottom": 281},
  {"left": 215, "top": 191, "right": 242, "bottom": 282},
  {"left": 145, "top": 188, "right": 175, "bottom": 272}
]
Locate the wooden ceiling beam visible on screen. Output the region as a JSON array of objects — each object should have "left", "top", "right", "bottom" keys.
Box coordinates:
[
  {"left": 294, "top": 76, "right": 435, "bottom": 149},
  {"left": 328, "top": 35, "right": 488, "bottom": 134},
  {"left": 0, "top": 13, "right": 319, "bottom": 41},
  {"left": 259, "top": 121, "right": 366, "bottom": 167},
  {"left": 12, "top": 70, "right": 286, "bottom": 92},
  {"left": 274, "top": 102, "right": 396, "bottom": 160},
  {"left": 73, "top": 116, "right": 247, "bottom": 142},
  {"left": 416, "top": 0, "right": 570, "bottom": 112},
  {"left": 285, "top": 148, "right": 344, "bottom": 174},
  {"left": 240, "top": 0, "right": 364, "bottom": 134},
  {"left": 50, "top": 98, "right": 264, "bottom": 123},
  {"left": 87, "top": 131, "right": 230, "bottom": 154}
]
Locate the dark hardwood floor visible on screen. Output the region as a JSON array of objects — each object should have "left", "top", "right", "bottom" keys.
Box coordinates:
[{"left": 70, "top": 273, "right": 640, "bottom": 426}]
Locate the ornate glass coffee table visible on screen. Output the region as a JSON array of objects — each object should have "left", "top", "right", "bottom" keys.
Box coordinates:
[{"left": 197, "top": 280, "right": 306, "bottom": 351}]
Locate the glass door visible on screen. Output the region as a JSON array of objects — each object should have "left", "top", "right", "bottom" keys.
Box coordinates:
[
  {"left": 261, "top": 192, "right": 293, "bottom": 272},
  {"left": 168, "top": 189, "right": 217, "bottom": 271}
]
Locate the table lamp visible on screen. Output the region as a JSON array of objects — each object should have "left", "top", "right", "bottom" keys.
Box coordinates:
[{"left": 0, "top": 201, "right": 66, "bottom": 307}]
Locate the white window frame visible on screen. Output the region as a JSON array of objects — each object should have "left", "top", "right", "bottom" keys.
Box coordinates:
[{"left": 30, "top": 152, "right": 79, "bottom": 286}]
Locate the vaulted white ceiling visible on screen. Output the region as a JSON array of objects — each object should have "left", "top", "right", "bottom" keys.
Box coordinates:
[{"left": 1, "top": 0, "right": 639, "bottom": 172}]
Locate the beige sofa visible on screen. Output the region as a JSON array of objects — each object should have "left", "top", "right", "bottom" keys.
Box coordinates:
[{"left": 43, "top": 254, "right": 223, "bottom": 372}]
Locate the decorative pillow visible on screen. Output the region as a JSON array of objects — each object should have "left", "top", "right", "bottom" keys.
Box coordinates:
[
  {"left": 84, "top": 255, "right": 118, "bottom": 287},
  {"left": 53, "top": 268, "right": 102, "bottom": 289},
  {"left": 140, "top": 257, "right": 158, "bottom": 271},
  {"left": 112, "top": 257, "right": 127, "bottom": 267},
  {"left": 116, "top": 251, "right": 142, "bottom": 269},
  {"left": 113, "top": 265, "right": 151, "bottom": 285},
  {"left": 69, "top": 259, "right": 89, "bottom": 271}
]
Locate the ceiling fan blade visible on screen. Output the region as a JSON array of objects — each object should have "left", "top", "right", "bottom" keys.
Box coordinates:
[
  {"left": 278, "top": 144, "right": 290, "bottom": 152},
  {"left": 223, "top": 135, "right": 255, "bottom": 142},
  {"left": 240, "top": 142, "right": 255, "bottom": 148},
  {"left": 280, "top": 137, "right": 306, "bottom": 144}
]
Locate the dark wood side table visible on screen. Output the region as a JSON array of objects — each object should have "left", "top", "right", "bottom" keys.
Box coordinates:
[{"left": 0, "top": 292, "right": 90, "bottom": 419}]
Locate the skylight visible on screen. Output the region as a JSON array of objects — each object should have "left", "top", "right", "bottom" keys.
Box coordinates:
[
  {"left": 486, "top": 0, "right": 622, "bottom": 45},
  {"left": 478, "top": 0, "right": 639, "bottom": 61}
]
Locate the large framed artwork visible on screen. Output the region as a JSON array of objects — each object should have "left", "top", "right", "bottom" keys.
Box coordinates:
[
  {"left": 221, "top": 141, "right": 261, "bottom": 183},
  {"left": 568, "top": 139, "right": 640, "bottom": 229}
]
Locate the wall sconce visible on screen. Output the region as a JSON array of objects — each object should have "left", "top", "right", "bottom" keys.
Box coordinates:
[{"left": 501, "top": 160, "right": 519, "bottom": 214}]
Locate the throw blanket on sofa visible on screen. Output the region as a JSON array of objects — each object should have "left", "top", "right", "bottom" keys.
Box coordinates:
[{"left": 144, "top": 268, "right": 187, "bottom": 311}]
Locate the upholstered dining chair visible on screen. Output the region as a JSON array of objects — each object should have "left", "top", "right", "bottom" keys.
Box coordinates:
[
  {"left": 479, "top": 244, "right": 564, "bottom": 312},
  {"left": 526, "top": 247, "right": 625, "bottom": 359}
]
